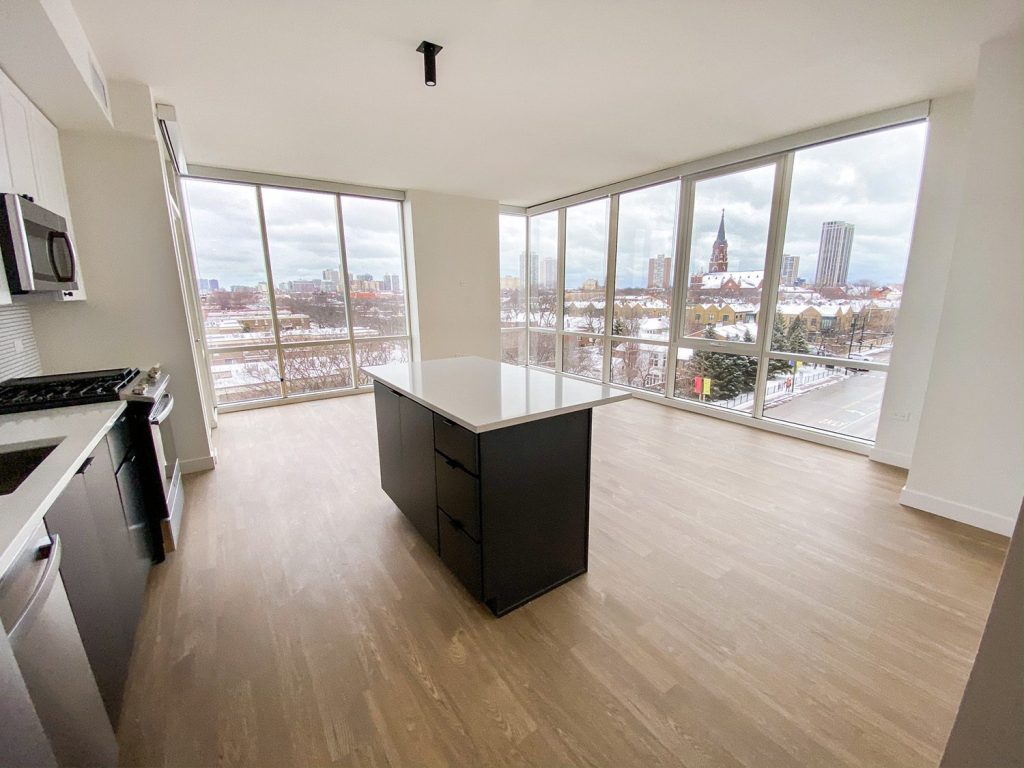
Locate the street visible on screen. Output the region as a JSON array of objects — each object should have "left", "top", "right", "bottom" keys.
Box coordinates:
[{"left": 763, "top": 369, "right": 887, "bottom": 439}]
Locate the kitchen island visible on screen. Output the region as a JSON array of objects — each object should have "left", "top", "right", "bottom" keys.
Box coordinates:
[{"left": 360, "top": 356, "right": 630, "bottom": 616}]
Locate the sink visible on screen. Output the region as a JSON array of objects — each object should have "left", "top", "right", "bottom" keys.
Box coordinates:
[{"left": 0, "top": 441, "right": 61, "bottom": 495}]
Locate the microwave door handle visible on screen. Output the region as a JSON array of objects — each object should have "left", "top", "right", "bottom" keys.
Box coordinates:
[{"left": 47, "top": 231, "right": 76, "bottom": 283}]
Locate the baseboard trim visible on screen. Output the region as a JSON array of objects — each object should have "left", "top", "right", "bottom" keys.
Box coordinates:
[
  {"left": 899, "top": 487, "right": 1015, "bottom": 536},
  {"left": 869, "top": 448, "right": 912, "bottom": 469},
  {"left": 180, "top": 455, "right": 216, "bottom": 474}
]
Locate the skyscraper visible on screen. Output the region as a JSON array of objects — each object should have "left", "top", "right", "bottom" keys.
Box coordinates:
[
  {"left": 542, "top": 257, "right": 557, "bottom": 289},
  {"left": 389, "top": 273, "right": 400, "bottom": 292},
  {"left": 814, "top": 221, "right": 855, "bottom": 287},
  {"left": 647, "top": 255, "right": 672, "bottom": 289},
  {"left": 709, "top": 209, "right": 729, "bottom": 273},
  {"left": 780, "top": 254, "right": 800, "bottom": 286}
]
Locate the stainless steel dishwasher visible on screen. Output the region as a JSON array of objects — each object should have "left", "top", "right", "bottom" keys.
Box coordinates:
[{"left": 0, "top": 523, "right": 118, "bottom": 767}]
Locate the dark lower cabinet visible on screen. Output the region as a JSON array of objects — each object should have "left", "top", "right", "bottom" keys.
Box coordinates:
[
  {"left": 374, "top": 381, "right": 438, "bottom": 552},
  {"left": 113, "top": 450, "right": 151, "bottom": 642},
  {"left": 44, "top": 431, "right": 152, "bottom": 726},
  {"left": 373, "top": 382, "right": 591, "bottom": 616},
  {"left": 373, "top": 381, "right": 404, "bottom": 506},
  {"left": 438, "top": 510, "right": 482, "bottom": 599}
]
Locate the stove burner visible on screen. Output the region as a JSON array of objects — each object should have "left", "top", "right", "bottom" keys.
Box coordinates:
[{"left": 0, "top": 368, "right": 140, "bottom": 415}]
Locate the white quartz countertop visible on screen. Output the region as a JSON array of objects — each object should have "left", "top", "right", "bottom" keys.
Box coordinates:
[
  {"left": 360, "top": 356, "right": 631, "bottom": 433},
  {"left": 0, "top": 402, "right": 126, "bottom": 574}
]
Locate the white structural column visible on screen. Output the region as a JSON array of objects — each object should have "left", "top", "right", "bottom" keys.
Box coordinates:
[
  {"left": 402, "top": 190, "right": 500, "bottom": 362},
  {"left": 900, "top": 29, "right": 1023, "bottom": 535}
]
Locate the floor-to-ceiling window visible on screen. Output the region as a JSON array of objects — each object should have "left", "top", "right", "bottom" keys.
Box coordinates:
[
  {"left": 498, "top": 212, "right": 527, "bottom": 364},
  {"left": 520, "top": 119, "right": 928, "bottom": 445},
  {"left": 527, "top": 211, "right": 558, "bottom": 369},
  {"left": 182, "top": 177, "right": 411, "bottom": 408}
]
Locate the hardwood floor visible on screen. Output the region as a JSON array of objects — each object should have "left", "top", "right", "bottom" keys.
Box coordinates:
[{"left": 117, "top": 395, "right": 1007, "bottom": 767}]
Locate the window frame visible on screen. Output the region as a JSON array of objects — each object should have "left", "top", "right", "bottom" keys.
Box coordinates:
[
  {"left": 520, "top": 113, "right": 928, "bottom": 448},
  {"left": 179, "top": 174, "right": 413, "bottom": 412}
]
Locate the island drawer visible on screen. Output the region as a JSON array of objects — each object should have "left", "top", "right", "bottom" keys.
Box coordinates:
[
  {"left": 434, "top": 452, "right": 481, "bottom": 541},
  {"left": 433, "top": 414, "right": 478, "bottom": 475},
  {"left": 438, "top": 509, "right": 482, "bottom": 599}
]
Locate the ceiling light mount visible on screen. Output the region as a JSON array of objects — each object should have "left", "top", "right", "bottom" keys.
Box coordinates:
[{"left": 416, "top": 40, "right": 442, "bottom": 87}]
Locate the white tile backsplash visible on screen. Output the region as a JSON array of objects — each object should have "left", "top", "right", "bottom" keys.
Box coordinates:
[{"left": 0, "top": 305, "right": 42, "bottom": 381}]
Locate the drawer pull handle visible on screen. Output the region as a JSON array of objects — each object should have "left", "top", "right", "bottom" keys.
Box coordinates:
[
  {"left": 449, "top": 517, "right": 464, "bottom": 530},
  {"left": 444, "top": 456, "right": 461, "bottom": 470},
  {"left": 441, "top": 417, "right": 455, "bottom": 426}
]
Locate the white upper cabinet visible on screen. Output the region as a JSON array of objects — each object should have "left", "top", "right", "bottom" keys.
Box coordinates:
[
  {"left": 0, "top": 79, "right": 40, "bottom": 201},
  {"left": 0, "top": 99, "right": 12, "bottom": 192},
  {"left": 26, "top": 108, "right": 68, "bottom": 218},
  {"left": 0, "top": 67, "right": 81, "bottom": 304}
]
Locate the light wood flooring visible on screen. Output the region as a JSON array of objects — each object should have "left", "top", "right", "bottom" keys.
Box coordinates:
[{"left": 117, "top": 395, "right": 1008, "bottom": 767}]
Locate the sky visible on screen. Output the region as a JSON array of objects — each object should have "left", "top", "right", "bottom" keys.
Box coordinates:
[
  {"left": 184, "top": 179, "right": 404, "bottom": 289},
  {"left": 501, "top": 121, "right": 928, "bottom": 290}
]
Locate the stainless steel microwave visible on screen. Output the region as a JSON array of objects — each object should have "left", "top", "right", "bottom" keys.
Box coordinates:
[{"left": 0, "top": 193, "right": 80, "bottom": 294}]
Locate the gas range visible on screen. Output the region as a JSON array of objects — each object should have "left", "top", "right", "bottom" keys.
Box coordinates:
[
  {"left": 0, "top": 368, "right": 140, "bottom": 415},
  {"left": 0, "top": 365, "right": 183, "bottom": 560}
]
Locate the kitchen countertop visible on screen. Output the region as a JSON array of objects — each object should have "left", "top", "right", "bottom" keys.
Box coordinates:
[
  {"left": 0, "top": 402, "right": 126, "bottom": 574},
  {"left": 360, "top": 356, "right": 631, "bottom": 433}
]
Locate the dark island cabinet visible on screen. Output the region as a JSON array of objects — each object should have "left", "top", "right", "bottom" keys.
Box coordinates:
[
  {"left": 373, "top": 381, "right": 591, "bottom": 616},
  {"left": 374, "top": 381, "right": 439, "bottom": 552},
  {"left": 44, "top": 425, "right": 152, "bottom": 726}
]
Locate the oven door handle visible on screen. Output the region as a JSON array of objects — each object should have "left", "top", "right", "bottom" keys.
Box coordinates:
[{"left": 148, "top": 393, "right": 175, "bottom": 425}]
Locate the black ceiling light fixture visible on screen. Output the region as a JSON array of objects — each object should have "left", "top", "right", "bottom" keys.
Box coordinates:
[{"left": 416, "top": 40, "right": 443, "bottom": 87}]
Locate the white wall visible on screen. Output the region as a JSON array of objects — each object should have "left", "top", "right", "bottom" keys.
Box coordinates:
[
  {"left": 900, "top": 29, "right": 1023, "bottom": 535},
  {"left": 403, "top": 190, "right": 500, "bottom": 361},
  {"left": 28, "top": 81, "right": 214, "bottom": 468},
  {"left": 872, "top": 92, "right": 974, "bottom": 468}
]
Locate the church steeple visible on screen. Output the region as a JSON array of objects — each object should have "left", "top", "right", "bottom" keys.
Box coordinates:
[{"left": 709, "top": 209, "right": 729, "bottom": 273}]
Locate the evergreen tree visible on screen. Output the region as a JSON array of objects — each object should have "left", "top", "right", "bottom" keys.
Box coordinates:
[
  {"left": 786, "top": 316, "right": 811, "bottom": 354},
  {"left": 768, "top": 315, "right": 791, "bottom": 375}
]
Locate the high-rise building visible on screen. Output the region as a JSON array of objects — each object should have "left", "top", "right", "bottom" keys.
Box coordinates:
[
  {"left": 209, "top": 278, "right": 219, "bottom": 291},
  {"left": 646, "top": 255, "right": 672, "bottom": 289},
  {"left": 780, "top": 254, "right": 800, "bottom": 286},
  {"left": 709, "top": 210, "right": 729, "bottom": 273},
  {"left": 322, "top": 268, "right": 340, "bottom": 283},
  {"left": 389, "top": 273, "right": 400, "bottom": 292},
  {"left": 814, "top": 221, "right": 855, "bottom": 287},
  {"left": 542, "top": 257, "right": 557, "bottom": 289}
]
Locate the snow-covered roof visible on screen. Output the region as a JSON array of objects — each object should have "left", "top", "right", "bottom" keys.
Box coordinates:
[{"left": 695, "top": 270, "right": 764, "bottom": 289}]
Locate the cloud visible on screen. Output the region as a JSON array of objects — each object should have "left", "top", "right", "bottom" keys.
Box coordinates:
[
  {"left": 504, "top": 121, "right": 927, "bottom": 294},
  {"left": 184, "top": 179, "right": 404, "bottom": 288},
  {"left": 190, "top": 122, "right": 927, "bottom": 301}
]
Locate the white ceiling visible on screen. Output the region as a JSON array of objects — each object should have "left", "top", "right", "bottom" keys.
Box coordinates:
[{"left": 73, "top": 0, "right": 1019, "bottom": 207}]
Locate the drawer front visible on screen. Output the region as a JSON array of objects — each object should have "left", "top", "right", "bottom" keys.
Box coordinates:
[
  {"left": 434, "top": 452, "right": 481, "bottom": 541},
  {"left": 433, "top": 413, "right": 478, "bottom": 475},
  {"left": 438, "top": 510, "right": 482, "bottom": 599},
  {"left": 106, "top": 411, "right": 132, "bottom": 470}
]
